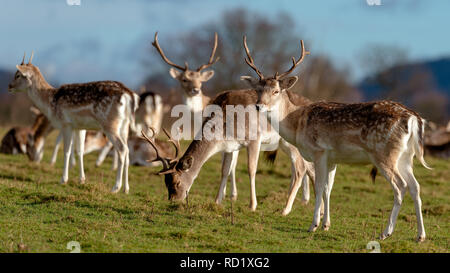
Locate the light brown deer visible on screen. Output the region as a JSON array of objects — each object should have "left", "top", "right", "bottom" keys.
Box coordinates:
[
  {"left": 8, "top": 53, "right": 139, "bottom": 194},
  {"left": 95, "top": 87, "right": 164, "bottom": 169},
  {"left": 242, "top": 36, "right": 431, "bottom": 241},
  {"left": 143, "top": 87, "right": 317, "bottom": 214},
  {"left": 152, "top": 32, "right": 313, "bottom": 210},
  {"left": 0, "top": 107, "right": 47, "bottom": 156}
]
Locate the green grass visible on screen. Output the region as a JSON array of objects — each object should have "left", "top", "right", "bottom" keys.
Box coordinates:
[{"left": 0, "top": 128, "right": 448, "bottom": 253}]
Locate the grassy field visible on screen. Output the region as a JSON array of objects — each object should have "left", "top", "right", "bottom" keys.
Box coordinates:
[{"left": 0, "top": 128, "right": 448, "bottom": 253}]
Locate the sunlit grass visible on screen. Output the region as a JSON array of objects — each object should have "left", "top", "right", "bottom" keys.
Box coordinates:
[{"left": 0, "top": 128, "right": 448, "bottom": 253}]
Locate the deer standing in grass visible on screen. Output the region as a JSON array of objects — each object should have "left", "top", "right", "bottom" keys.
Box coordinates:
[
  {"left": 8, "top": 53, "right": 139, "bottom": 193},
  {"left": 95, "top": 88, "right": 164, "bottom": 168},
  {"left": 142, "top": 89, "right": 316, "bottom": 214},
  {"left": 242, "top": 36, "right": 430, "bottom": 241},
  {"left": 152, "top": 32, "right": 313, "bottom": 211}
]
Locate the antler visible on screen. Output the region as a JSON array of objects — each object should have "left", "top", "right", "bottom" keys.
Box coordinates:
[
  {"left": 152, "top": 32, "right": 187, "bottom": 71},
  {"left": 243, "top": 36, "right": 264, "bottom": 80},
  {"left": 28, "top": 50, "right": 34, "bottom": 65},
  {"left": 196, "top": 32, "right": 220, "bottom": 72},
  {"left": 141, "top": 128, "right": 170, "bottom": 170},
  {"left": 21, "top": 52, "right": 26, "bottom": 65},
  {"left": 162, "top": 128, "right": 180, "bottom": 163},
  {"left": 275, "top": 40, "right": 309, "bottom": 79}
]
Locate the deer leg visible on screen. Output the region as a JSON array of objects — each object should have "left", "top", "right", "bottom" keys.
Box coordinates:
[
  {"left": 398, "top": 150, "right": 426, "bottom": 242},
  {"left": 60, "top": 127, "right": 73, "bottom": 185},
  {"left": 301, "top": 176, "right": 310, "bottom": 205},
  {"left": 215, "top": 152, "right": 234, "bottom": 204},
  {"left": 107, "top": 132, "right": 127, "bottom": 194},
  {"left": 322, "top": 164, "right": 337, "bottom": 231},
  {"left": 112, "top": 150, "right": 119, "bottom": 171},
  {"left": 120, "top": 120, "right": 130, "bottom": 194},
  {"left": 50, "top": 132, "right": 62, "bottom": 165},
  {"left": 96, "top": 140, "right": 113, "bottom": 167},
  {"left": 247, "top": 140, "right": 261, "bottom": 211},
  {"left": 309, "top": 153, "right": 328, "bottom": 232},
  {"left": 375, "top": 164, "right": 407, "bottom": 240},
  {"left": 230, "top": 150, "right": 239, "bottom": 201},
  {"left": 70, "top": 141, "right": 76, "bottom": 167},
  {"left": 73, "top": 130, "right": 86, "bottom": 184},
  {"left": 279, "top": 139, "right": 305, "bottom": 216}
]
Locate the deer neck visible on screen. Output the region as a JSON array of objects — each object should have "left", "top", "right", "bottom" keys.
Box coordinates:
[
  {"left": 27, "top": 75, "right": 56, "bottom": 119},
  {"left": 266, "top": 91, "right": 305, "bottom": 144},
  {"left": 179, "top": 139, "right": 221, "bottom": 190},
  {"left": 183, "top": 92, "right": 208, "bottom": 113}
]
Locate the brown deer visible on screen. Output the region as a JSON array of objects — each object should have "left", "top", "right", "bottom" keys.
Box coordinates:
[
  {"left": 142, "top": 87, "right": 317, "bottom": 214},
  {"left": 8, "top": 53, "right": 139, "bottom": 194},
  {"left": 242, "top": 36, "right": 431, "bottom": 241},
  {"left": 0, "top": 107, "right": 47, "bottom": 156},
  {"left": 95, "top": 87, "right": 164, "bottom": 168},
  {"left": 152, "top": 32, "right": 313, "bottom": 211}
]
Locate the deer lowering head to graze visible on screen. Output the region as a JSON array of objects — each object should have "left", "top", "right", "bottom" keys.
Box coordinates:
[
  {"left": 242, "top": 36, "right": 431, "bottom": 242},
  {"left": 8, "top": 52, "right": 139, "bottom": 194},
  {"left": 152, "top": 32, "right": 219, "bottom": 112},
  {"left": 144, "top": 88, "right": 317, "bottom": 214},
  {"left": 0, "top": 106, "right": 49, "bottom": 158}
]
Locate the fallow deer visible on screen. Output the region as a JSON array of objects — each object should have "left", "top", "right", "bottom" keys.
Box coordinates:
[
  {"left": 8, "top": 53, "right": 139, "bottom": 194},
  {"left": 0, "top": 106, "right": 47, "bottom": 156},
  {"left": 143, "top": 87, "right": 317, "bottom": 214},
  {"left": 152, "top": 32, "right": 313, "bottom": 210},
  {"left": 243, "top": 36, "right": 431, "bottom": 241},
  {"left": 95, "top": 87, "right": 164, "bottom": 169}
]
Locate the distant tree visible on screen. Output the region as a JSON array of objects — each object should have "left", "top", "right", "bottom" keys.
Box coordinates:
[
  {"left": 359, "top": 44, "right": 449, "bottom": 123},
  {"left": 294, "top": 56, "right": 361, "bottom": 102},
  {"left": 144, "top": 8, "right": 360, "bottom": 103}
]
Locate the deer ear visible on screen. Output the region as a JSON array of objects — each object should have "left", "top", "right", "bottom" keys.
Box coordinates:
[
  {"left": 240, "top": 76, "right": 259, "bottom": 88},
  {"left": 179, "top": 156, "right": 194, "bottom": 171},
  {"left": 169, "top": 68, "right": 181, "bottom": 79},
  {"left": 16, "top": 65, "right": 30, "bottom": 77},
  {"left": 279, "top": 76, "right": 298, "bottom": 90},
  {"left": 200, "top": 70, "right": 214, "bottom": 82}
]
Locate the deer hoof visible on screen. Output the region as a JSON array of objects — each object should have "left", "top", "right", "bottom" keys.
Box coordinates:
[
  {"left": 322, "top": 224, "right": 330, "bottom": 231},
  {"left": 111, "top": 187, "right": 120, "bottom": 194},
  {"left": 417, "top": 236, "right": 426, "bottom": 243},
  {"left": 60, "top": 178, "right": 68, "bottom": 185},
  {"left": 380, "top": 233, "right": 391, "bottom": 241},
  {"left": 308, "top": 224, "right": 318, "bottom": 232}
]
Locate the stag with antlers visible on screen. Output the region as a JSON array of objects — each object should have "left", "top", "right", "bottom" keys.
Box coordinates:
[
  {"left": 242, "top": 36, "right": 431, "bottom": 241},
  {"left": 152, "top": 32, "right": 315, "bottom": 212}
]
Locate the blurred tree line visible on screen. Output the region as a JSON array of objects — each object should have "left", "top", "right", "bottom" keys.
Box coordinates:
[{"left": 0, "top": 8, "right": 448, "bottom": 128}]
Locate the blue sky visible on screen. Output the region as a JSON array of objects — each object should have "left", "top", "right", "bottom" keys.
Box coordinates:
[{"left": 0, "top": 0, "right": 448, "bottom": 89}]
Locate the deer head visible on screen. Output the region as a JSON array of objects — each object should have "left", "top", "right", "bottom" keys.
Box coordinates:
[
  {"left": 8, "top": 52, "right": 43, "bottom": 93},
  {"left": 152, "top": 32, "right": 219, "bottom": 97},
  {"left": 141, "top": 127, "right": 194, "bottom": 201},
  {"left": 240, "top": 36, "right": 309, "bottom": 112}
]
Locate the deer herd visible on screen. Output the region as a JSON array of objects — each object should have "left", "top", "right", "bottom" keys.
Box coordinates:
[{"left": 1, "top": 32, "right": 433, "bottom": 242}]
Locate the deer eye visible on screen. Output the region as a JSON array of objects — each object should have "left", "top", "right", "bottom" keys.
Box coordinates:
[{"left": 273, "top": 90, "right": 280, "bottom": 95}]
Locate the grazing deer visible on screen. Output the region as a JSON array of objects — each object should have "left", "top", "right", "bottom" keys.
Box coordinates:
[
  {"left": 243, "top": 36, "right": 431, "bottom": 241},
  {"left": 0, "top": 107, "right": 46, "bottom": 156},
  {"left": 143, "top": 87, "right": 316, "bottom": 214},
  {"left": 95, "top": 87, "right": 164, "bottom": 169},
  {"left": 152, "top": 32, "right": 313, "bottom": 210},
  {"left": 8, "top": 53, "right": 139, "bottom": 194}
]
